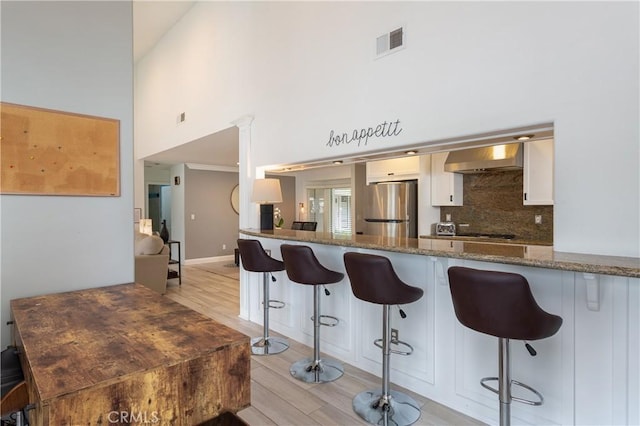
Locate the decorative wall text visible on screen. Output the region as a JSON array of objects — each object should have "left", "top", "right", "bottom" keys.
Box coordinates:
[{"left": 326, "top": 119, "right": 402, "bottom": 148}]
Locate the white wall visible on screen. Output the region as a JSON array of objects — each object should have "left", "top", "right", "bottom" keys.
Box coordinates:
[
  {"left": 135, "top": 2, "right": 639, "bottom": 257},
  {"left": 0, "top": 2, "right": 133, "bottom": 347}
]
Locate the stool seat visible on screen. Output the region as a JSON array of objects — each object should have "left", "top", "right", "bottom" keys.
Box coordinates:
[
  {"left": 237, "top": 239, "right": 284, "bottom": 273},
  {"left": 344, "top": 252, "right": 424, "bottom": 426},
  {"left": 237, "top": 239, "right": 288, "bottom": 356},
  {"left": 448, "top": 266, "right": 562, "bottom": 340},
  {"left": 280, "top": 244, "right": 343, "bottom": 285},
  {"left": 281, "top": 244, "right": 344, "bottom": 384},
  {"left": 447, "top": 266, "right": 562, "bottom": 426},
  {"left": 344, "top": 252, "right": 423, "bottom": 305}
]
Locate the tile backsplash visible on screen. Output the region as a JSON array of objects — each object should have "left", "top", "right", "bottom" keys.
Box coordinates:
[{"left": 440, "top": 170, "right": 553, "bottom": 244}]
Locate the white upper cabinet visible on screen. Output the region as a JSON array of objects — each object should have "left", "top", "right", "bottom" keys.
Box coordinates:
[
  {"left": 523, "top": 139, "right": 554, "bottom": 205},
  {"left": 431, "top": 152, "right": 463, "bottom": 206},
  {"left": 366, "top": 156, "right": 420, "bottom": 184}
]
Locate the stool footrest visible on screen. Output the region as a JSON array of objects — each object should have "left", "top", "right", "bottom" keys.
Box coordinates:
[
  {"left": 374, "top": 338, "right": 414, "bottom": 356},
  {"left": 480, "top": 377, "right": 544, "bottom": 406},
  {"left": 311, "top": 314, "right": 339, "bottom": 327},
  {"left": 267, "top": 299, "right": 285, "bottom": 309}
]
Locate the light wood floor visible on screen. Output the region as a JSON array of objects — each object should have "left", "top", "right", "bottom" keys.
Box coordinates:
[{"left": 166, "top": 262, "right": 484, "bottom": 426}]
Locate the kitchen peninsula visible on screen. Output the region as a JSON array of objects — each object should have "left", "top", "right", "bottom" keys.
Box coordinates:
[
  {"left": 241, "top": 229, "right": 639, "bottom": 278},
  {"left": 239, "top": 228, "right": 639, "bottom": 426}
]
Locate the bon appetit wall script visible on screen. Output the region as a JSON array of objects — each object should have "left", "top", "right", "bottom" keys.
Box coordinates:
[{"left": 326, "top": 119, "right": 402, "bottom": 148}]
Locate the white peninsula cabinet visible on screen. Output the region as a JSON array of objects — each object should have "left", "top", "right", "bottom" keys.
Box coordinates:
[
  {"left": 239, "top": 234, "right": 639, "bottom": 426},
  {"left": 431, "top": 151, "right": 463, "bottom": 206},
  {"left": 523, "top": 139, "right": 554, "bottom": 205},
  {"left": 366, "top": 156, "right": 420, "bottom": 184}
]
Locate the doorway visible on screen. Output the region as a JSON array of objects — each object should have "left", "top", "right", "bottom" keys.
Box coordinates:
[{"left": 148, "top": 184, "right": 171, "bottom": 233}]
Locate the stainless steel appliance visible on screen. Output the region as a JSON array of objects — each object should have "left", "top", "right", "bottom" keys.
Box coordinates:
[
  {"left": 364, "top": 180, "right": 417, "bottom": 238},
  {"left": 444, "top": 142, "right": 523, "bottom": 173},
  {"left": 436, "top": 222, "right": 456, "bottom": 236}
]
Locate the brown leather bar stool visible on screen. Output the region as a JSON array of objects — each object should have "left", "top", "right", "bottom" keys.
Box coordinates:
[
  {"left": 344, "top": 252, "right": 424, "bottom": 426},
  {"left": 280, "top": 244, "right": 344, "bottom": 383},
  {"left": 447, "top": 266, "right": 562, "bottom": 426},
  {"left": 237, "top": 239, "right": 288, "bottom": 356}
]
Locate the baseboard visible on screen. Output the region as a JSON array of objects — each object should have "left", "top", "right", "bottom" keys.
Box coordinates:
[{"left": 184, "top": 255, "right": 234, "bottom": 265}]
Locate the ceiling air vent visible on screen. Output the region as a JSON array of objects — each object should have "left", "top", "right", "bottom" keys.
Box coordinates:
[{"left": 376, "top": 27, "right": 404, "bottom": 58}]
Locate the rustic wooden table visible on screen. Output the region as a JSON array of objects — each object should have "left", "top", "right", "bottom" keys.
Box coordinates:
[{"left": 11, "top": 283, "right": 250, "bottom": 425}]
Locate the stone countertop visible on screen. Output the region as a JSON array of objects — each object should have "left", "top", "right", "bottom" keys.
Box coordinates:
[{"left": 240, "top": 229, "right": 640, "bottom": 278}]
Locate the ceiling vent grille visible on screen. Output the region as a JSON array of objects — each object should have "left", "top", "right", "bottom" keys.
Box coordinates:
[{"left": 376, "top": 27, "right": 404, "bottom": 58}]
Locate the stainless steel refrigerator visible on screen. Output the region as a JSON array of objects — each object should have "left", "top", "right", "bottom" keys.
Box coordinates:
[{"left": 364, "top": 180, "right": 417, "bottom": 238}]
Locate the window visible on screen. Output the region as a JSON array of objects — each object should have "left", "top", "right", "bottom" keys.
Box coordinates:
[
  {"left": 332, "top": 188, "right": 352, "bottom": 235},
  {"left": 307, "top": 186, "right": 351, "bottom": 234}
]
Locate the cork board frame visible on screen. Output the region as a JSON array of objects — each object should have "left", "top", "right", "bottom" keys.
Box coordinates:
[{"left": 1, "top": 102, "right": 120, "bottom": 196}]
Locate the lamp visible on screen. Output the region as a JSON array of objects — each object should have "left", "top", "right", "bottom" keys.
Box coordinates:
[
  {"left": 252, "top": 178, "right": 283, "bottom": 231},
  {"left": 139, "top": 219, "right": 153, "bottom": 235}
]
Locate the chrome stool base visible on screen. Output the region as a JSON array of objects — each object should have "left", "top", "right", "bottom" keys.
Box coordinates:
[
  {"left": 353, "top": 388, "right": 421, "bottom": 426},
  {"left": 290, "top": 357, "right": 344, "bottom": 383},
  {"left": 250, "top": 336, "right": 289, "bottom": 356}
]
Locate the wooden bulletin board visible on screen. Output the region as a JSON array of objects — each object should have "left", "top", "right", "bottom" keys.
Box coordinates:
[{"left": 0, "top": 102, "right": 120, "bottom": 196}]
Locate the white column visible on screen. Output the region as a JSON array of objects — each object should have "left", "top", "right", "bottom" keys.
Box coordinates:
[
  {"left": 233, "top": 115, "right": 255, "bottom": 320},
  {"left": 233, "top": 115, "right": 257, "bottom": 230}
]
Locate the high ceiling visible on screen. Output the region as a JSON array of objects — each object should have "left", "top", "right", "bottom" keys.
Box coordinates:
[
  {"left": 134, "top": 1, "right": 239, "bottom": 170},
  {"left": 132, "top": 4, "right": 553, "bottom": 174}
]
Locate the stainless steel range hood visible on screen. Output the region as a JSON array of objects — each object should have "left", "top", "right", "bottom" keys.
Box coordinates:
[{"left": 444, "top": 143, "right": 523, "bottom": 174}]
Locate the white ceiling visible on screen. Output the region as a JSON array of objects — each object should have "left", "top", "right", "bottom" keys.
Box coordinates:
[
  {"left": 133, "top": 1, "right": 240, "bottom": 170},
  {"left": 143, "top": 126, "right": 240, "bottom": 169}
]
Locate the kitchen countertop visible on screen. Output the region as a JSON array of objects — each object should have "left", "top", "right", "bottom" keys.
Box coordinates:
[{"left": 240, "top": 229, "right": 640, "bottom": 278}]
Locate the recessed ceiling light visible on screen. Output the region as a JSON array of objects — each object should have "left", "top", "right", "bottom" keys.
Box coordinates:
[
  {"left": 405, "top": 150, "right": 417, "bottom": 155},
  {"left": 333, "top": 160, "right": 343, "bottom": 165},
  {"left": 514, "top": 134, "right": 534, "bottom": 141}
]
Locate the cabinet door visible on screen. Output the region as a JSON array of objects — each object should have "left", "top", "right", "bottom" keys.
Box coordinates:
[
  {"left": 366, "top": 156, "right": 420, "bottom": 184},
  {"left": 524, "top": 139, "right": 554, "bottom": 205},
  {"left": 430, "top": 152, "right": 463, "bottom": 206}
]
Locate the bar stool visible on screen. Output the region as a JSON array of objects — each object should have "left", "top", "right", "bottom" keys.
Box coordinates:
[
  {"left": 343, "top": 252, "right": 424, "bottom": 426},
  {"left": 280, "top": 244, "right": 344, "bottom": 383},
  {"left": 236, "top": 239, "right": 288, "bottom": 356},
  {"left": 447, "top": 266, "right": 562, "bottom": 426}
]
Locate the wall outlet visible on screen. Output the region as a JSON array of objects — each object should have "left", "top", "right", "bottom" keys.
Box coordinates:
[
  {"left": 190, "top": 213, "right": 195, "bottom": 220},
  {"left": 445, "top": 213, "right": 452, "bottom": 222},
  {"left": 535, "top": 215, "right": 542, "bottom": 224},
  {"left": 391, "top": 328, "right": 399, "bottom": 343},
  {"left": 222, "top": 244, "right": 226, "bottom": 250}
]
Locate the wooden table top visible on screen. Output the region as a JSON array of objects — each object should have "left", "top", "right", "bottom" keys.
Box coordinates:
[{"left": 11, "top": 283, "right": 249, "bottom": 402}]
